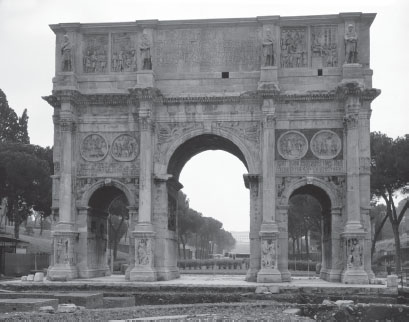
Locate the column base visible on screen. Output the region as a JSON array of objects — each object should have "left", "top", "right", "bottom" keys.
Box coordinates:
[
  {"left": 279, "top": 269, "right": 291, "bottom": 282},
  {"left": 47, "top": 265, "right": 78, "bottom": 281},
  {"left": 77, "top": 267, "right": 110, "bottom": 279},
  {"left": 257, "top": 268, "right": 282, "bottom": 283},
  {"left": 245, "top": 268, "right": 259, "bottom": 282},
  {"left": 341, "top": 269, "right": 369, "bottom": 284},
  {"left": 129, "top": 267, "right": 157, "bottom": 282},
  {"left": 125, "top": 264, "right": 134, "bottom": 281},
  {"left": 320, "top": 268, "right": 342, "bottom": 282},
  {"left": 156, "top": 267, "right": 180, "bottom": 281}
]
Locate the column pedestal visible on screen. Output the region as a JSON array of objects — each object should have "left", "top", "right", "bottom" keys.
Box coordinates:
[
  {"left": 136, "top": 70, "right": 155, "bottom": 87},
  {"left": 47, "top": 229, "right": 78, "bottom": 281},
  {"left": 257, "top": 224, "right": 282, "bottom": 283},
  {"left": 129, "top": 223, "right": 157, "bottom": 282},
  {"left": 258, "top": 66, "right": 279, "bottom": 90},
  {"left": 341, "top": 232, "right": 369, "bottom": 284}
]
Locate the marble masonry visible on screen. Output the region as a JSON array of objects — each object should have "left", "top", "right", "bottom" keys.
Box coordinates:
[{"left": 43, "top": 13, "right": 380, "bottom": 283}]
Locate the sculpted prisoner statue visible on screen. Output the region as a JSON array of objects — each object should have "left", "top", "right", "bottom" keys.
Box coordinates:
[{"left": 43, "top": 13, "right": 380, "bottom": 284}]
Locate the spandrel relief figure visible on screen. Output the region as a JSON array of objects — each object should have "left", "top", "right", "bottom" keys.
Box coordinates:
[
  {"left": 262, "top": 29, "right": 275, "bottom": 67},
  {"left": 61, "top": 34, "right": 72, "bottom": 71},
  {"left": 344, "top": 24, "right": 358, "bottom": 64},
  {"left": 140, "top": 33, "right": 152, "bottom": 70}
]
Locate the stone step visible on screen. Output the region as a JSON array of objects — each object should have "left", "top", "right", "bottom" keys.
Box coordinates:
[
  {"left": 103, "top": 296, "right": 135, "bottom": 308},
  {"left": 0, "top": 298, "right": 58, "bottom": 313}
]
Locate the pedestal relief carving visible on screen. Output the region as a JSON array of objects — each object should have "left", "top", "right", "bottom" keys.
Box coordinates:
[
  {"left": 111, "top": 134, "right": 139, "bottom": 161},
  {"left": 280, "top": 27, "right": 307, "bottom": 68},
  {"left": 80, "top": 134, "right": 108, "bottom": 161},
  {"left": 310, "top": 130, "right": 342, "bottom": 159},
  {"left": 136, "top": 238, "right": 152, "bottom": 266},
  {"left": 311, "top": 25, "right": 338, "bottom": 68},
  {"left": 83, "top": 34, "right": 108, "bottom": 73},
  {"left": 261, "top": 239, "right": 276, "bottom": 268},
  {"left": 277, "top": 131, "right": 308, "bottom": 160},
  {"left": 111, "top": 33, "right": 137, "bottom": 72},
  {"left": 346, "top": 237, "right": 364, "bottom": 270}
]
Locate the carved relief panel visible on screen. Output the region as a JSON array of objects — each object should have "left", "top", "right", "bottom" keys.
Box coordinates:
[
  {"left": 261, "top": 239, "right": 276, "bottom": 269},
  {"left": 111, "top": 33, "right": 137, "bottom": 72},
  {"left": 136, "top": 238, "right": 152, "bottom": 266},
  {"left": 83, "top": 34, "right": 108, "bottom": 73},
  {"left": 280, "top": 27, "right": 307, "bottom": 68},
  {"left": 345, "top": 237, "right": 364, "bottom": 270},
  {"left": 80, "top": 134, "right": 109, "bottom": 161},
  {"left": 310, "top": 130, "right": 342, "bottom": 159},
  {"left": 311, "top": 25, "right": 338, "bottom": 68},
  {"left": 277, "top": 131, "right": 308, "bottom": 160},
  {"left": 111, "top": 134, "right": 139, "bottom": 161},
  {"left": 55, "top": 236, "right": 75, "bottom": 265}
]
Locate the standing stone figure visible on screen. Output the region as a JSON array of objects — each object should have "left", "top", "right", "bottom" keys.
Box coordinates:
[
  {"left": 61, "top": 34, "right": 72, "bottom": 71},
  {"left": 140, "top": 33, "right": 152, "bottom": 70},
  {"left": 262, "top": 29, "right": 275, "bottom": 66},
  {"left": 344, "top": 24, "right": 358, "bottom": 64}
]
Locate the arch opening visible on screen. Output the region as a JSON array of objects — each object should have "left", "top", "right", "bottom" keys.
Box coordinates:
[
  {"left": 288, "top": 184, "right": 332, "bottom": 278},
  {"left": 86, "top": 185, "right": 130, "bottom": 273},
  {"left": 166, "top": 134, "right": 250, "bottom": 261}
]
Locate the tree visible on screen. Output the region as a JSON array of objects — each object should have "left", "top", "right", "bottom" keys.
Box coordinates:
[
  {"left": 370, "top": 132, "right": 409, "bottom": 272},
  {"left": 369, "top": 203, "right": 387, "bottom": 260},
  {"left": 0, "top": 145, "right": 52, "bottom": 238},
  {"left": 0, "top": 89, "right": 29, "bottom": 144},
  {"left": 108, "top": 195, "right": 129, "bottom": 260}
]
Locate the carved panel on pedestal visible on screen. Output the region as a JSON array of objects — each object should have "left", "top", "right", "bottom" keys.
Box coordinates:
[
  {"left": 111, "top": 33, "right": 137, "bottom": 72},
  {"left": 111, "top": 134, "right": 139, "bottom": 161},
  {"left": 310, "top": 130, "right": 342, "bottom": 159},
  {"left": 136, "top": 238, "right": 152, "bottom": 266},
  {"left": 80, "top": 134, "right": 108, "bottom": 161},
  {"left": 280, "top": 27, "right": 307, "bottom": 68},
  {"left": 261, "top": 239, "right": 276, "bottom": 269},
  {"left": 277, "top": 131, "right": 308, "bottom": 160},
  {"left": 55, "top": 237, "right": 75, "bottom": 265},
  {"left": 311, "top": 25, "right": 338, "bottom": 68},
  {"left": 83, "top": 34, "right": 108, "bottom": 73},
  {"left": 345, "top": 237, "right": 364, "bottom": 269}
]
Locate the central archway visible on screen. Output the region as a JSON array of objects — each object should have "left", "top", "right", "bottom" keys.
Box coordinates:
[{"left": 153, "top": 133, "right": 258, "bottom": 281}]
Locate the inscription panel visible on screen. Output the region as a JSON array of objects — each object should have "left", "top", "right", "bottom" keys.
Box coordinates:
[{"left": 154, "top": 27, "right": 261, "bottom": 73}]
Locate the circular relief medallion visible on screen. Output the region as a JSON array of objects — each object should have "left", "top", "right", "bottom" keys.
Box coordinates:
[
  {"left": 310, "top": 130, "right": 342, "bottom": 159},
  {"left": 111, "top": 134, "right": 139, "bottom": 161},
  {"left": 277, "top": 131, "right": 308, "bottom": 160},
  {"left": 80, "top": 134, "right": 108, "bottom": 161}
]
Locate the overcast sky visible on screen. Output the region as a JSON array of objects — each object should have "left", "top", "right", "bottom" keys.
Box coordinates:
[{"left": 0, "top": 0, "right": 408, "bottom": 231}]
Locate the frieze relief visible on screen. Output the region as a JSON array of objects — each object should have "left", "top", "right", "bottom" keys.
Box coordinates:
[
  {"left": 111, "top": 134, "right": 139, "bottom": 161},
  {"left": 280, "top": 27, "right": 307, "bottom": 68},
  {"left": 83, "top": 34, "right": 108, "bottom": 73},
  {"left": 77, "top": 162, "right": 139, "bottom": 178},
  {"left": 310, "top": 130, "right": 342, "bottom": 159},
  {"left": 277, "top": 131, "right": 308, "bottom": 160},
  {"left": 276, "top": 159, "right": 345, "bottom": 175},
  {"left": 80, "top": 134, "right": 108, "bottom": 162},
  {"left": 311, "top": 25, "right": 338, "bottom": 68},
  {"left": 111, "top": 33, "right": 137, "bottom": 72}
]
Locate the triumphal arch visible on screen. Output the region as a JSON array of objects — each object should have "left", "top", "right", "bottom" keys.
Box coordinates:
[{"left": 44, "top": 13, "right": 380, "bottom": 283}]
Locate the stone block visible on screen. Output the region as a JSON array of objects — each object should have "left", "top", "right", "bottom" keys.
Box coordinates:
[
  {"left": 255, "top": 286, "right": 269, "bottom": 294},
  {"left": 27, "top": 274, "right": 34, "bottom": 281},
  {"left": 387, "top": 275, "right": 398, "bottom": 288},
  {"left": 103, "top": 296, "right": 135, "bottom": 308},
  {"left": 57, "top": 303, "right": 78, "bottom": 313},
  {"left": 0, "top": 299, "right": 58, "bottom": 313},
  {"left": 335, "top": 300, "right": 354, "bottom": 307},
  {"left": 53, "top": 292, "right": 103, "bottom": 309},
  {"left": 21, "top": 276, "right": 27, "bottom": 281},
  {"left": 34, "top": 272, "right": 44, "bottom": 282},
  {"left": 39, "top": 306, "right": 55, "bottom": 313},
  {"left": 283, "top": 308, "right": 301, "bottom": 315},
  {"left": 268, "top": 286, "right": 280, "bottom": 294}
]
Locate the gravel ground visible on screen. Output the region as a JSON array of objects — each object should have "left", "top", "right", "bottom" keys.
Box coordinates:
[{"left": 0, "top": 302, "right": 314, "bottom": 321}]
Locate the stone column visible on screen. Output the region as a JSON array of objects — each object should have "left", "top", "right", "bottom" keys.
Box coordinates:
[
  {"left": 48, "top": 92, "right": 78, "bottom": 280},
  {"left": 244, "top": 174, "right": 262, "bottom": 282},
  {"left": 257, "top": 99, "right": 281, "bottom": 283},
  {"left": 130, "top": 101, "right": 157, "bottom": 281},
  {"left": 340, "top": 80, "right": 369, "bottom": 284},
  {"left": 327, "top": 207, "right": 343, "bottom": 282},
  {"left": 125, "top": 206, "right": 138, "bottom": 280},
  {"left": 277, "top": 206, "right": 291, "bottom": 282}
]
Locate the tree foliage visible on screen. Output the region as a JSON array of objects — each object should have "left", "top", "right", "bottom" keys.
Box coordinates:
[
  {"left": 177, "top": 191, "right": 236, "bottom": 259},
  {"left": 0, "top": 89, "right": 52, "bottom": 238},
  {"left": 370, "top": 131, "right": 409, "bottom": 272}
]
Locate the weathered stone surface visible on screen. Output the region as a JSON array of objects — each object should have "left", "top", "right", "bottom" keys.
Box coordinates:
[
  {"left": 255, "top": 286, "right": 269, "bottom": 294},
  {"left": 45, "top": 13, "right": 380, "bottom": 285},
  {"left": 38, "top": 305, "right": 55, "bottom": 313},
  {"left": 34, "top": 272, "right": 44, "bottom": 282},
  {"left": 26, "top": 274, "right": 34, "bottom": 281},
  {"left": 57, "top": 303, "right": 78, "bottom": 313},
  {"left": 0, "top": 299, "right": 58, "bottom": 313},
  {"left": 103, "top": 296, "right": 135, "bottom": 308},
  {"left": 387, "top": 274, "right": 399, "bottom": 287}
]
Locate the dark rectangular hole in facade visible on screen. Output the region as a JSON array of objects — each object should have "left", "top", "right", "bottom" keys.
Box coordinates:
[
  {"left": 222, "top": 72, "right": 229, "bottom": 79},
  {"left": 318, "top": 69, "right": 323, "bottom": 76}
]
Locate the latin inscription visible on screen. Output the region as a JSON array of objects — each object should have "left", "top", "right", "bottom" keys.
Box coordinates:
[{"left": 155, "top": 27, "right": 261, "bottom": 73}]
